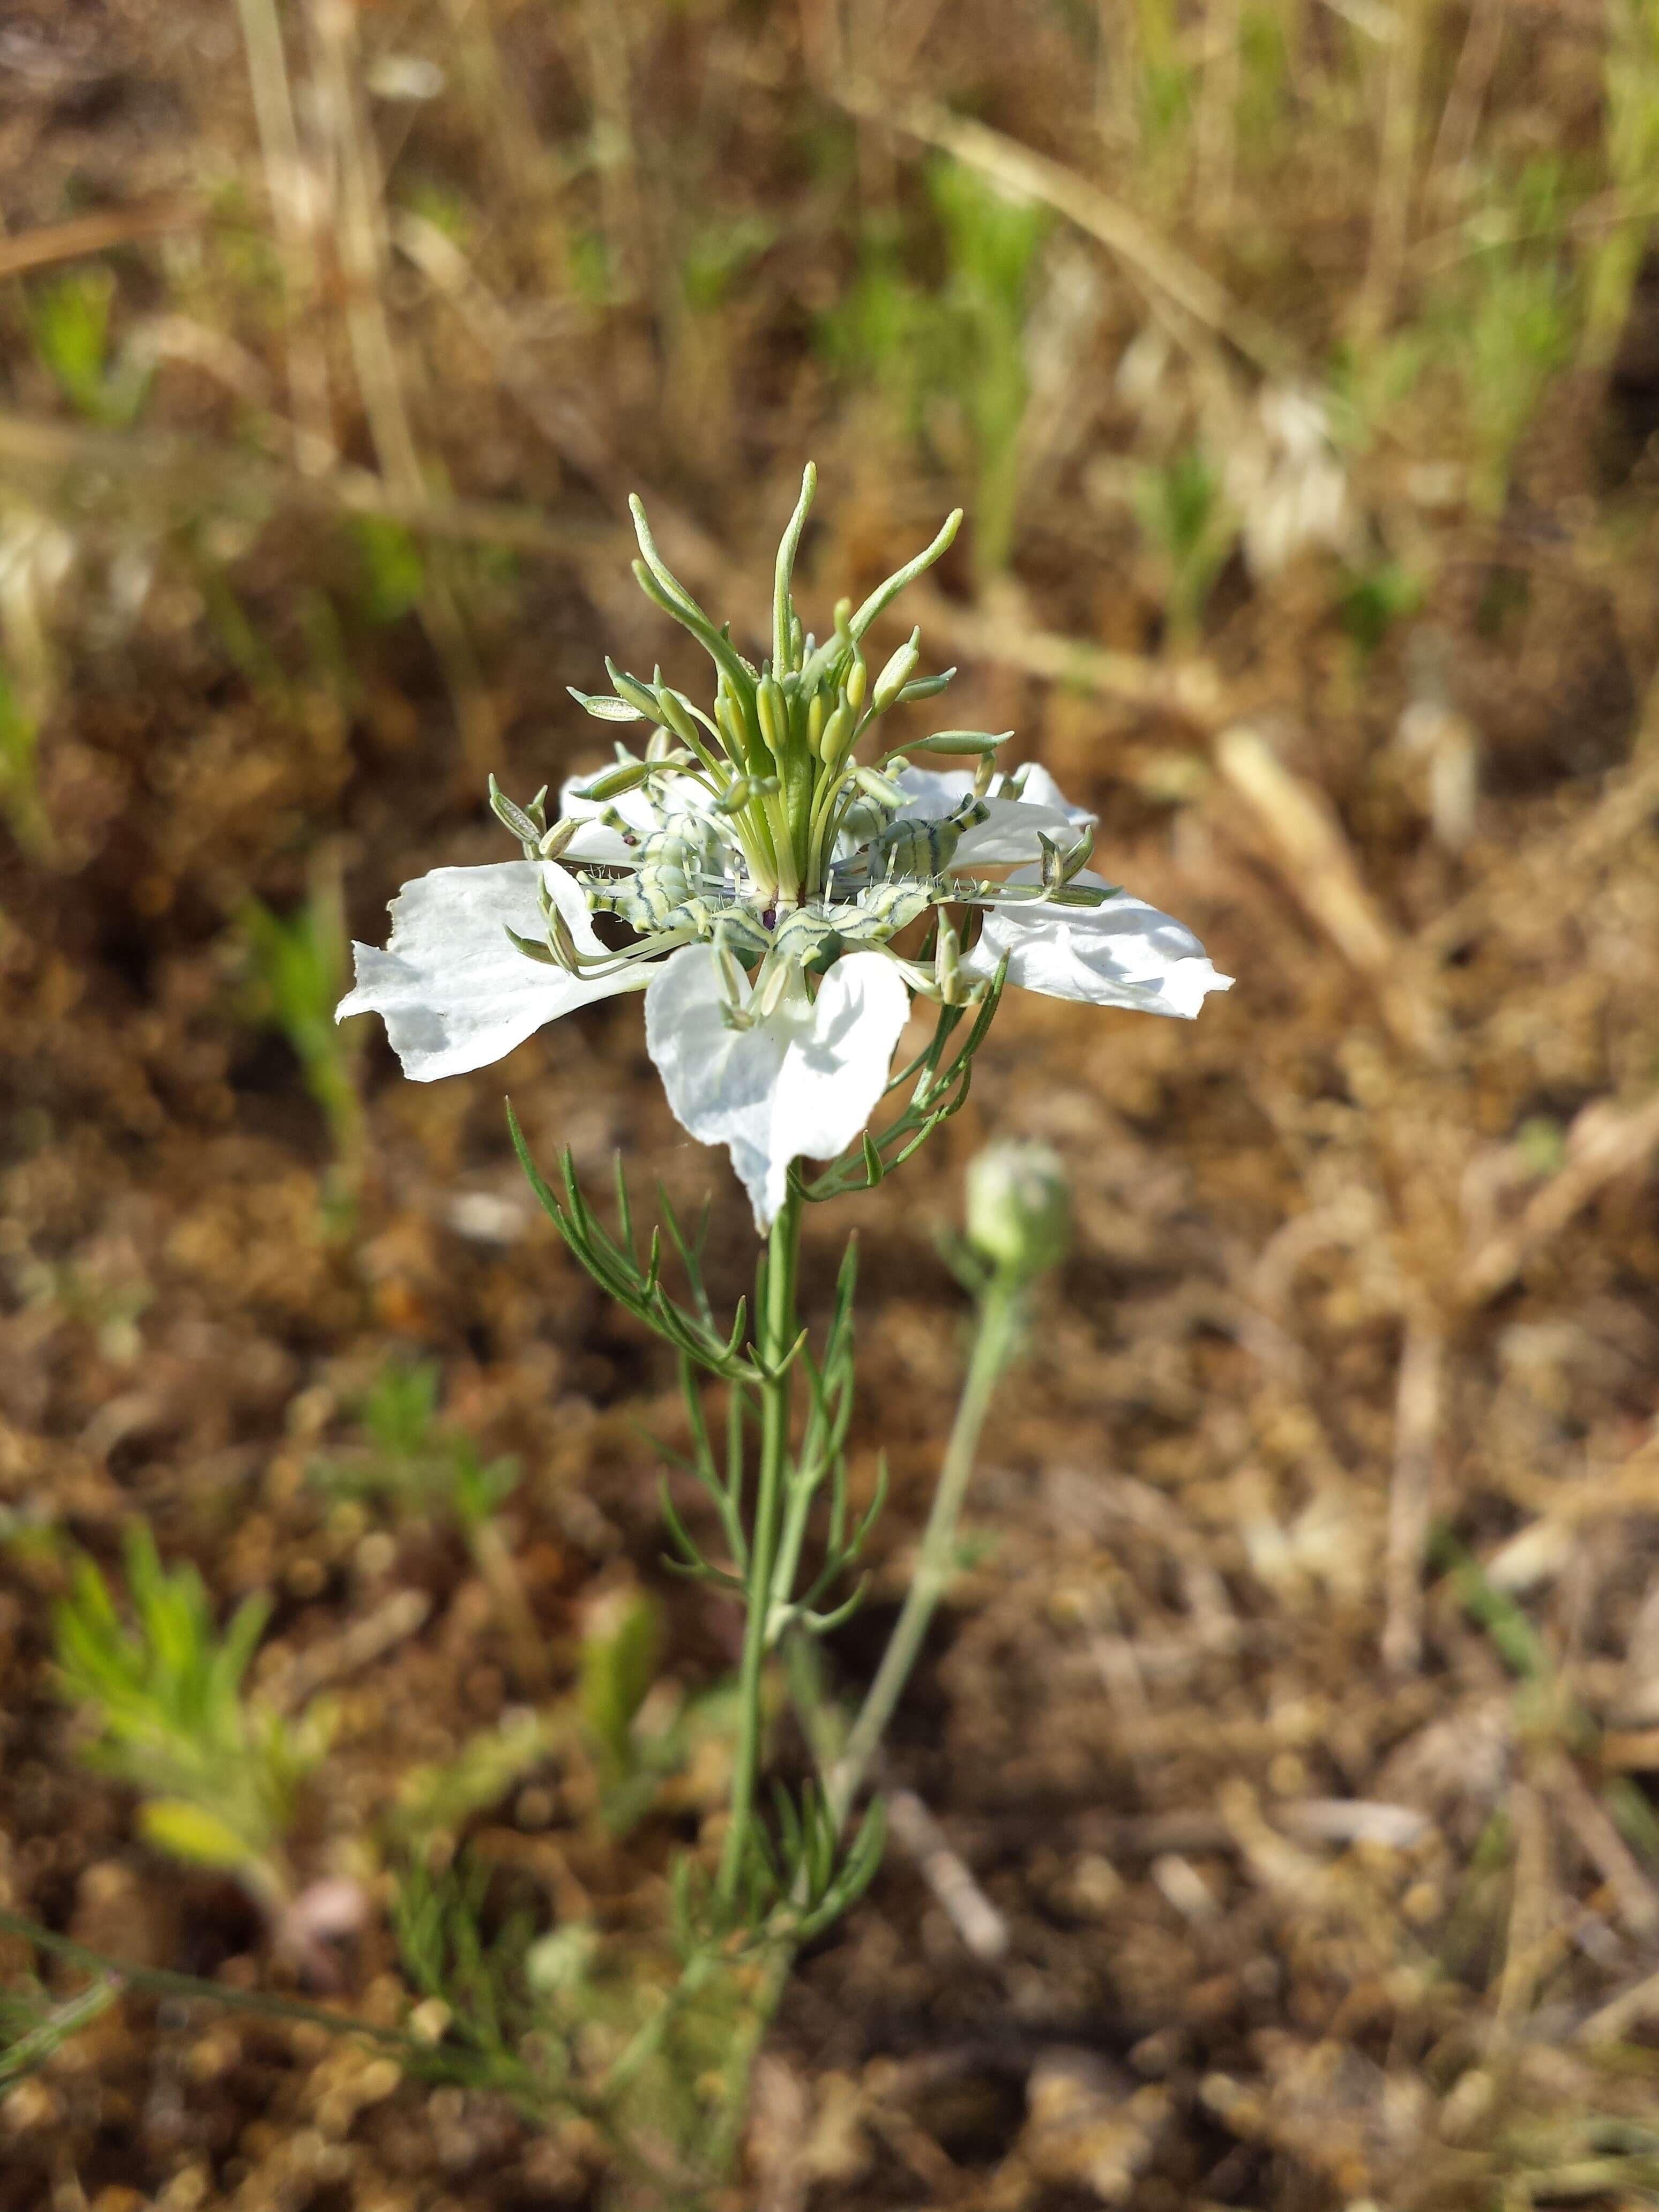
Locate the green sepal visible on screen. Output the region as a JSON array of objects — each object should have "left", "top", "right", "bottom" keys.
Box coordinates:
[{"left": 503, "top": 926, "right": 557, "bottom": 967}]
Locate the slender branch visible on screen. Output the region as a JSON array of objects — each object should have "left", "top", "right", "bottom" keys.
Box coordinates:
[
  {"left": 825, "top": 1276, "right": 1023, "bottom": 1830},
  {"left": 0, "top": 1907, "right": 410, "bottom": 2051}
]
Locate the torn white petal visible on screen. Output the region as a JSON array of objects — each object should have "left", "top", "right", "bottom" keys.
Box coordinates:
[
  {"left": 336, "top": 860, "right": 634, "bottom": 1080},
  {"left": 962, "top": 867, "right": 1232, "bottom": 1019}
]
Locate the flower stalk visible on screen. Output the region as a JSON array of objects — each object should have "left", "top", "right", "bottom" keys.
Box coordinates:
[
  {"left": 825, "top": 1266, "right": 1023, "bottom": 1829},
  {"left": 718, "top": 1178, "right": 802, "bottom": 1908}
]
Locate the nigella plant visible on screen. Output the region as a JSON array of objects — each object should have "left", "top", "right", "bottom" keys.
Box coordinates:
[{"left": 338, "top": 467, "right": 1230, "bottom": 2167}]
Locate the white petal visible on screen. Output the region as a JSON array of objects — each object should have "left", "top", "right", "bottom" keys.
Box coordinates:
[
  {"left": 1008, "top": 762, "right": 1096, "bottom": 835},
  {"left": 891, "top": 766, "right": 975, "bottom": 816},
  {"left": 555, "top": 772, "right": 716, "bottom": 864},
  {"left": 962, "top": 868, "right": 1233, "bottom": 1019},
  {"left": 337, "top": 861, "right": 636, "bottom": 1080},
  {"left": 645, "top": 947, "right": 911, "bottom": 1230},
  {"left": 892, "top": 763, "right": 1096, "bottom": 867}
]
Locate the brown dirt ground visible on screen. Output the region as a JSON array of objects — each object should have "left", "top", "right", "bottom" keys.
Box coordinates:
[{"left": 5, "top": 2, "right": 1659, "bottom": 2207}]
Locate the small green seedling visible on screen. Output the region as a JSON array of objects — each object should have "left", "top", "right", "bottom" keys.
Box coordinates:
[
  {"left": 0, "top": 666, "right": 47, "bottom": 859},
  {"left": 54, "top": 1525, "right": 330, "bottom": 1910},
  {"left": 315, "top": 1360, "right": 518, "bottom": 1534},
  {"left": 1137, "top": 446, "right": 1237, "bottom": 639},
  {"left": 1459, "top": 250, "right": 1575, "bottom": 515},
  {"left": 679, "top": 214, "right": 775, "bottom": 313},
  {"left": 1585, "top": 0, "right": 1659, "bottom": 367},
  {"left": 392, "top": 1708, "right": 564, "bottom": 1848},
  {"left": 816, "top": 163, "right": 1045, "bottom": 582},
  {"left": 925, "top": 158, "right": 1048, "bottom": 584},
  {"left": 29, "top": 268, "right": 150, "bottom": 428},
  {"left": 390, "top": 1847, "right": 764, "bottom": 2189},
  {"left": 351, "top": 515, "right": 425, "bottom": 627},
  {"left": 1338, "top": 559, "right": 1424, "bottom": 656},
  {"left": 577, "top": 1581, "right": 738, "bottom": 1838},
  {"left": 315, "top": 1361, "right": 543, "bottom": 1687},
  {"left": 242, "top": 854, "right": 364, "bottom": 1231},
  {"left": 1132, "top": 0, "right": 1194, "bottom": 183},
  {"left": 1433, "top": 1527, "right": 1659, "bottom": 1869},
  {"left": 815, "top": 218, "right": 931, "bottom": 407}
]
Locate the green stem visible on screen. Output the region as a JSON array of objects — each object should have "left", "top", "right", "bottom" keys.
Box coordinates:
[
  {"left": 0, "top": 1907, "right": 414, "bottom": 2052},
  {"left": 825, "top": 1273, "right": 1022, "bottom": 1830},
  {"left": 716, "top": 1182, "right": 802, "bottom": 1905}
]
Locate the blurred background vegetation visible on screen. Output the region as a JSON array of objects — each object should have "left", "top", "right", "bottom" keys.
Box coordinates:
[{"left": 5, "top": 0, "right": 1659, "bottom": 2205}]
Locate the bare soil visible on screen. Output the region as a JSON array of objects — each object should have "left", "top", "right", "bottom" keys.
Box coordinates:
[{"left": 4, "top": 3, "right": 1659, "bottom": 2207}]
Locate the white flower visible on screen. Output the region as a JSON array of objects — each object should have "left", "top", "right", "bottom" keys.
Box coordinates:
[
  {"left": 645, "top": 946, "right": 911, "bottom": 1231},
  {"left": 962, "top": 868, "right": 1233, "bottom": 1018},
  {"left": 338, "top": 763, "right": 1230, "bottom": 1227},
  {"left": 339, "top": 481, "right": 1234, "bottom": 1228}
]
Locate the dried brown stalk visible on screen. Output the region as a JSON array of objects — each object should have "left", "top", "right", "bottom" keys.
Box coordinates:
[
  {"left": 305, "top": 0, "right": 498, "bottom": 781},
  {"left": 1213, "top": 723, "right": 1445, "bottom": 1058},
  {"left": 231, "top": 0, "right": 336, "bottom": 474},
  {"left": 1383, "top": 1318, "right": 1444, "bottom": 1675},
  {"left": 0, "top": 201, "right": 202, "bottom": 282}
]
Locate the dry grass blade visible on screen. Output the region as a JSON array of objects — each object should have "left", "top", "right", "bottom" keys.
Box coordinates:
[
  {"left": 0, "top": 409, "right": 601, "bottom": 553},
  {"left": 304, "top": 0, "right": 498, "bottom": 781},
  {"left": 1384, "top": 1318, "right": 1444, "bottom": 1675},
  {"left": 1541, "top": 1751, "right": 1659, "bottom": 1942},
  {"left": 1213, "top": 723, "right": 1444, "bottom": 1056},
  {"left": 1354, "top": 0, "right": 1429, "bottom": 342},
  {"left": 1461, "top": 1090, "right": 1659, "bottom": 1306},
  {"left": 907, "top": 585, "right": 1222, "bottom": 721},
  {"left": 231, "top": 0, "right": 335, "bottom": 474},
  {"left": 1493, "top": 1781, "right": 1560, "bottom": 2043},
  {"left": 839, "top": 85, "right": 1296, "bottom": 379},
  {"left": 885, "top": 1787, "right": 1010, "bottom": 1963},
  {"left": 0, "top": 201, "right": 203, "bottom": 281}
]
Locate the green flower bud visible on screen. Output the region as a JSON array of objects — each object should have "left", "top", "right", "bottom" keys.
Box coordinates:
[
  {"left": 896, "top": 668, "right": 956, "bottom": 703},
  {"left": 965, "top": 1141, "right": 1069, "bottom": 1282},
  {"left": 845, "top": 654, "right": 868, "bottom": 712},
  {"left": 852, "top": 764, "right": 907, "bottom": 809},
  {"left": 871, "top": 627, "right": 921, "bottom": 714},
  {"left": 605, "top": 659, "right": 666, "bottom": 724},
  {"left": 655, "top": 687, "right": 702, "bottom": 749},
  {"left": 579, "top": 758, "right": 654, "bottom": 801},
  {"left": 820, "top": 702, "right": 853, "bottom": 770},
  {"left": 756, "top": 673, "right": 788, "bottom": 755},
  {"left": 903, "top": 729, "right": 1013, "bottom": 757}
]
